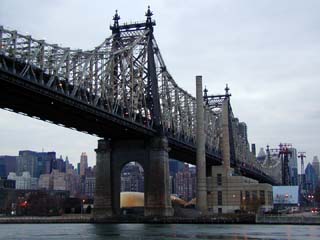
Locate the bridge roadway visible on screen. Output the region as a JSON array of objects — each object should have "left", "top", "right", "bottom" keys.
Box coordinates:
[{"left": 0, "top": 55, "right": 276, "bottom": 185}]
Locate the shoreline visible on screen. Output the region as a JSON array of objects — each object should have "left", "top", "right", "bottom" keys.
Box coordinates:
[{"left": 0, "top": 214, "right": 319, "bottom": 225}]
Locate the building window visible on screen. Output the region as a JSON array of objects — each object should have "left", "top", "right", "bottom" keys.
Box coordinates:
[
  {"left": 218, "top": 208, "right": 222, "bottom": 214},
  {"left": 268, "top": 191, "right": 273, "bottom": 204},
  {"left": 217, "top": 191, "right": 222, "bottom": 205},
  {"left": 245, "top": 191, "right": 250, "bottom": 203},
  {"left": 259, "top": 190, "right": 265, "bottom": 204},
  {"left": 252, "top": 191, "right": 257, "bottom": 201},
  {"left": 217, "top": 174, "right": 222, "bottom": 186}
]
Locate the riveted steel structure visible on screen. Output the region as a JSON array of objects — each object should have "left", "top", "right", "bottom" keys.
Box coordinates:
[
  {"left": 0, "top": 10, "right": 223, "bottom": 165},
  {"left": 203, "top": 86, "right": 276, "bottom": 184},
  {"left": 0, "top": 8, "right": 277, "bottom": 217}
]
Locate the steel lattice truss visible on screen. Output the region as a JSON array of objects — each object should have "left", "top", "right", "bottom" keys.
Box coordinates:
[
  {"left": 0, "top": 23, "right": 221, "bottom": 155},
  {"left": 203, "top": 91, "right": 271, "bottom": 179}
]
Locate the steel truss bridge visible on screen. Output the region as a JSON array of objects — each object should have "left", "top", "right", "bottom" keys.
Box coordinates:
[{"left": 0, "top": 9, "right": 276, "bottom": 185}]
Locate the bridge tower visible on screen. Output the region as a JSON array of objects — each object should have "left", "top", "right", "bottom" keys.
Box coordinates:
[
  {"left": 93, "top": 8, "right": 173, "bottom": 219},
  {"left": 278, "top": 143, "right": 292, "bottom": 185},
  {"left": 203, "top": 84, "right": 233, "bottom": 172}
]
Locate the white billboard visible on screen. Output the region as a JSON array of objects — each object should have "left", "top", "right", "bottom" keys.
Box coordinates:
[{"left": 273, "top": 186, "right": 299, "bottom": 204}]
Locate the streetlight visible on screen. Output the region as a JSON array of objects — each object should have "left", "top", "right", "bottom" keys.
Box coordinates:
[{"left": 81, "top": 199, "right": 85, "bottom": 215}]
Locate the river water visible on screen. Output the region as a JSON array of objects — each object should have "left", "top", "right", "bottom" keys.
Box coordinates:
[{"left": 0, "top": 224, "right": 319, "bottom": 240}]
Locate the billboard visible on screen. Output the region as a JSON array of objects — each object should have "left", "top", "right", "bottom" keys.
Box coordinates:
[{"left": 273, "top": 186, "right": 299, "bottom": 204}]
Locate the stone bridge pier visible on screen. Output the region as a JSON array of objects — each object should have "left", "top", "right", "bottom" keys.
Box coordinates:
[{"left": 93, "top": 136, "right": 173, "bottom": 219}]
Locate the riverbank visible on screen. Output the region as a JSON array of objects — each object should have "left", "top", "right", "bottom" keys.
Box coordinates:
[
  {"left": 256, "top": 214, "right": 320, "bottom": 225},
  {"left": 1, "top": 214, "right": 319, "bottom": 224},
  {"left": 0, "top": 214, "right": 255, "bottom": 224}
]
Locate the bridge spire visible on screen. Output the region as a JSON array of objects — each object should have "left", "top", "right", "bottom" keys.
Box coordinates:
[
  {"left": 225, "top": 84, "right": 231, "bottom": 98},
  {"left": 203, "top": 87, "right": 208, "bottom": 105},
  {"left": 146, "top": 6, "right": 153, "bottom": 21},
  {"left": 111, "top": 10, "right": 120, "bottom": 34},
  {"left": 145, "top": 6, "right": 155, "bottom": 30}
]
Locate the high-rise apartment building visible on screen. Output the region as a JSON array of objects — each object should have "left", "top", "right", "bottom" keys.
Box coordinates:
[
  {"left": 169, "top": 159, "right": 184, "bottom": 194},
  {"left": 85, "top": 177, "right": 96, "bottom": 198},
  {"left": 121, "top": 162, "right": 144, "bottom": 192},
  {"left": 80, "top": 152, "right": 88, "bottom": 177},
  {"left": 175, "top": 164, "right": 196, "bottom": 201}
]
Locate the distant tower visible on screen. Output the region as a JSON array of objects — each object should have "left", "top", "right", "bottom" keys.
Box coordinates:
[
  {"left": 257, "top": 147, "right": 266, "bottom": 163},
  {"left": 278, "top": 143, "right": 292, "bottom": 185},
  {"left": 312, "top": 156, "right": 320, "bottom": 177},
  {"left": 80, "top": 152, "right": 88, "bottom": 177},
  {"left": 251, "top": 144, "right": 256, "bottom": 157},
  {"left": 298, "top": 152, "right": 306, "bottom": 189},
  {"left": 298, "top": 152, "right": 306, "bottom": 175},
  {"left": 265, "top": 145, "right": 271, "bottom": 164}
]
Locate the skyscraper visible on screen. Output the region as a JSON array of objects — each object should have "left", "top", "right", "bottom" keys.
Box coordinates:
[
  {"left": 17, "top": 151, "right": 38, "bottom": 178},
  {"left": 288, "top": 148, "right": 298, "bottom": 185},
  {"left": 16, "top": 151, "right": 55, "bottom": 178},
  {"left": 312, "top": 156, "right": 320, "bottom": 177},
  {"left": 0, "top": 155, "right": 17, "bottom": 177},
  {"left": 305, "top": 163, "right": 318, "bottom": 193},
  {"left": 80, "top": 152, "right": 88, "bottom": 177},
  {"left": 52, "top": 155, "right": 66, "bottom": 173},
  {"left": 36, "top": 151, "right": 55, "bottom": 176}
]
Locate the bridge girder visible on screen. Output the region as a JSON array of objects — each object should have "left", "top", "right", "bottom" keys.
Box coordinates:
[{"left": 0, "top": 18, "right": 276, "bottom": 184}]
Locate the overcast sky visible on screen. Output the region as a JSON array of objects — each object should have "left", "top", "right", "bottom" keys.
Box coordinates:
[{"left": 0, "top": 0, "right": 319, "bottom": 170}]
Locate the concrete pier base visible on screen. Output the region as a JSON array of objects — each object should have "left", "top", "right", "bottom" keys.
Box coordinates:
[
  {"left": 93, "top": 136, "right": 173, "bottom": 218},
  {"left": 93, "top": 139, "right": 113, "bottom": 218},
  {"left": 145, "top": 137, "right": 174, "bottom": 217}
]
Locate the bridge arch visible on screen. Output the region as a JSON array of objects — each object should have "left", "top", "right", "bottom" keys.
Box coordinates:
[
  {"left": 110, "top": 140, "right": 149, "bottom": 216},
  {"left": 93, "top": 137, "right": 174, "bottom": 218},
  {"left": 120, "top": 162, "right": 145, "bottom": 215}
]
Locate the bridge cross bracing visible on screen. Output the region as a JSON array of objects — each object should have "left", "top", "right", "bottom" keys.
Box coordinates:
[
  {"left": 0, "top": 11, "right": 276, "bottom": 185},
  {"left": 0, "top": 20, "right": 220, "bottom": 155}
]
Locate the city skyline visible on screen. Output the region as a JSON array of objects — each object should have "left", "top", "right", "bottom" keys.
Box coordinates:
[{"left": 0, "top": 0, "right": 319, "bottom": 168}]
